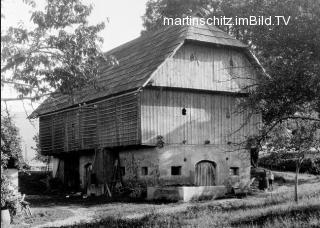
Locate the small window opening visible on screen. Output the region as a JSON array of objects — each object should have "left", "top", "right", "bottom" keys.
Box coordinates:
[
  {"left": 229, "top": 57, "right": 234, "bottom": 67},
  {"left": 171, "top": 166, "right": 182, "bottom": 175},
  {"left": 182, "top": 108, "right": 187, "bottom": 115},
  {"left": 230, "top": 167, "right": 239, "bottom": 176},
  {"left": 120, "top": 167, "right": 125, "bottom": 176},
  {"left": 141, "top": 167, "right": 148, "bottom": 176},
  {"left": 190, "top": 53, "right": 195, "bottom": 61},
  {"left": 226, "top": 108, "right": 231, "bottom": 118}
]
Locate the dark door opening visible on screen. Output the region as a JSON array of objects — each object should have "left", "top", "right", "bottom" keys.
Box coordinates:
[{"left": 64, "top": 155, "right": 80, "bottom": 191}]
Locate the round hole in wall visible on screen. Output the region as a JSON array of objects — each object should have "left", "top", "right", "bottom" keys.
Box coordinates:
[
  {"left": 226, "top": 157, "right": 229, "bottom": 161},
  {"left": 184, "top": 158, "right": 187, "bottom": 162}
]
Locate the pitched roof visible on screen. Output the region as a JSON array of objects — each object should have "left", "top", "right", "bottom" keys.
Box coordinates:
[{"left": 30, "top": 24, "right": 250, "bottom": 118}]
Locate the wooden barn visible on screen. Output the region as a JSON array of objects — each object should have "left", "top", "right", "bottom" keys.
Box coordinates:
[{"left": 30, "top": 22, "right": 263, "bottom": 200}]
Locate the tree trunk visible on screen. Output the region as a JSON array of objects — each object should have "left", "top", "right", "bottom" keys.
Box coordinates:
[{"left": 294, "top": 164, "right": 300, "bottom": 203}]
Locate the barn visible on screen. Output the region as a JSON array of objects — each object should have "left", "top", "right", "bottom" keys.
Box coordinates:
[{"left": 30, "top": 22, "right": 263, "bottom": 200}]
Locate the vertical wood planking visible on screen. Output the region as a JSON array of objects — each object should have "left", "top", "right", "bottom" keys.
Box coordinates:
[
  {"left": 152, "top": 43, "right": 257, "bottom": 93},
  {"left": 141, "top": 88, "right": 260, "bottom": 146}
]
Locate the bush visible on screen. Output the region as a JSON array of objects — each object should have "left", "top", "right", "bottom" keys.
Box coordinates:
[
  {"left": 259, "top": 153, "right": 320, "bottom": 175},
  {"left": 1, "top": 170, "right": 21, "bottom": 216},
  {"left": 18, "top": 171, "right": 51, "bottom": 194}
]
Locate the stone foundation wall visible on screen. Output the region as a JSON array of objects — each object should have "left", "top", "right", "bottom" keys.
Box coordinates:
[{"left": 119, "top": 144, "right": 250, "bottom": 189}]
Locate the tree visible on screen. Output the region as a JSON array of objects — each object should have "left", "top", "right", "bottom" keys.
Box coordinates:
[
  {"left": 1, "top": 0, "right": 115, "bottom": 101},
  {"left": 1, "top": 108, "right": 23, "bottom": 169},
  {"left": 1, "top": 106, "right": 24, "bottom": 214},
  {"left": 142, "top": 0, "right": 215, "bottom": 33},
  {"left": 263, "top": 116, "right": 320, "bottom": 203}
]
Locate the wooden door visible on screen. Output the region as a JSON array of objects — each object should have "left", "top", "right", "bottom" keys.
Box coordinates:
[{"left": 195, "top": 161, "right": 216, "bottom": 186}]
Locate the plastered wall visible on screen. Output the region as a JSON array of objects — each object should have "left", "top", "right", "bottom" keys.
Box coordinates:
[{"left": 119, "top": 144, "right": 250, "bottom": 188}]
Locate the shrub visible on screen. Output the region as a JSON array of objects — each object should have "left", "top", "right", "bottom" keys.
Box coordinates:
[
  {"left": 259, "top": 153, "right": 320, "bottom": 175},
  {"left": 1, "top": 170, "right": 21, "bottom": 216}
]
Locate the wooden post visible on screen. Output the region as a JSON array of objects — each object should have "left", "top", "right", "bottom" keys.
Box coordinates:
[{"left": 294, "top": 161, "right": 300, "bottom": 204}]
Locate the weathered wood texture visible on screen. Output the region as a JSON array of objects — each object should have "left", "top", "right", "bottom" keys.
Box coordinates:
[
  {"left": 195, "top": 161, "right": 216, "bottom": 186},
  {"left": 152, "top": 43, "right": 256, "bottom": 92},
  {"left": 30, "top": 24, "right": 251, "bottom": 118},
  {"left": 39, "top": 93, "right": 140, "bottom": 155},
  {"left": 140, "top": 88, "right": 261, "bottom": 145}
]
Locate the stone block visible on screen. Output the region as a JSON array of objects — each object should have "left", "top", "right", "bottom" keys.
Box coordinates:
[{"left": 147, "top": 185, "right": 227, "bottom": 202}]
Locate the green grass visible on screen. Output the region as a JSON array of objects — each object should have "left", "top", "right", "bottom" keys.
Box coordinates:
[
  {"left": 59, "top": 188, "right": 320, "bottom": 228},
  {"left": 79, "top": 176, "right": 320, "bottom": 228},
  {"left": 12, "top": 208, "right": 74, "bottom": 227}
]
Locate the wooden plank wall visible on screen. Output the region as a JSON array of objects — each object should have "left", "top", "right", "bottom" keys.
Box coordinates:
[
  {"left": 39, "top": 93, "right": 140, "bottom": 155},
  {"left": 152, "top": 43, "right": 256, "bottom": 92},
  {"left": 140, "top": 88, "right": 261, "bottom": 145},
  {"left": 39, "top": 115, "right": 53, "bottom": 155}
]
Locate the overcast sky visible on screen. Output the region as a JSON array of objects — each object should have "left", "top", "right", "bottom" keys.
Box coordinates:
[{"left": 1, "top": 0, "right": 148, "bottom": 161}]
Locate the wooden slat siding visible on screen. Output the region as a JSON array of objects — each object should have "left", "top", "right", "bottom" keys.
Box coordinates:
[
  {"left": 64, "top": 110, "right": 80, "bottom": 152},
  {"left": 140, "top": 88, "right": 260, "bottom": 145},
  {"left": 39, "top": 93, "right": 140, "bottom": 155},
  {"left": 137, "top": 93, "right": 142, "bottom": 145},
  {"left": 52, "top": 113, "right": 65, "bottom": 153},
  {"left": 152, "top": 43, "right": 256, "bottom": 92},
  {"left": 98, "top": 94, "right": 139, "bottom": 147},
  {"left": 98, "top": 98, "right": 117, "bottom": 147},
  {"left": 81, "top": 108, "right": 98, "bottom": 149},
  {"left": 39, "top": 116, "right": 53, "bottom": 155}
]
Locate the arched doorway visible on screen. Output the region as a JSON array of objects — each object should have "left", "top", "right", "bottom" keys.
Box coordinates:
[{"left": 195, "top": 160, "right": 216, "bottom": 186}]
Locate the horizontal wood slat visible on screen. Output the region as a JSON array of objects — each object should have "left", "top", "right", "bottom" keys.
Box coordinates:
[{"left": 39, "top": 93, "right": 140, "bottom": 155}]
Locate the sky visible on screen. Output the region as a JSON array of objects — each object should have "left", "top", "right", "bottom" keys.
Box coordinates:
[{"left": 1, "top": 0, "right": 149, "bottom": 161}]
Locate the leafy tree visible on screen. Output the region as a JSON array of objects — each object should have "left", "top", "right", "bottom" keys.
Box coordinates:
[
  {"left": 1, "top": 107, "right": 24, "bottom": 214},
  {"left": 1, "top": 109, "right": 23, "bottom": 169},
  {"left": 1, "top": 0, "right": 115, "bottom": 101},
  {"left": 263, "top": 117, "right": 319, "bottom": 203},
  {"left": 142, "top": 0, "right": 216, "bottom": 33}
]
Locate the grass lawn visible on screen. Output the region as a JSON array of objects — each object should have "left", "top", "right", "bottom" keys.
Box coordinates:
[
  {"left": 12, "top": 171, "right": 320, "bottom": 228},
  {"left": 84, "top": 184, "right": 320, "bottom": 228},
  {"left": 11, "top": 208, "right": 74, "bottom": 228}
]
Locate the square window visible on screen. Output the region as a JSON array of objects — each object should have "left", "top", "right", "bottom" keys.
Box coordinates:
[
  {"left": 141, "top": 167, "right": 148, "bottom": 176},
  {"left": 230, "top": 167, "right": 239, "bottom": 176},
  {"left": 171, "top": 166, "right": 182, "bottom": 175}
]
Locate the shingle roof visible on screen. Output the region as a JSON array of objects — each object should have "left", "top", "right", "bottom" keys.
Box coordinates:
[{"left": 30, "top": 24, "right": 249, "bottom": 118}]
